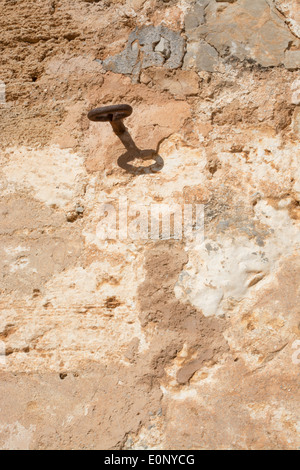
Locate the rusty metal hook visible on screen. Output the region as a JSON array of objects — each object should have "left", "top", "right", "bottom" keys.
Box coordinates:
[
  {"left": 88, "top": 104, "right": 140, "bottom": 154},
  {"left": 88, "top": 104, "right": 164, "bottom": 174}
]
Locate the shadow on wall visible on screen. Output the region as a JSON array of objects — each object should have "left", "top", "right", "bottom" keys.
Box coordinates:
[
  {"left": 116, "top": 126, "right": 164, "bottom": 175},
  {"left": 117, "top": 149, "right": 164, "bottom": 175},
  {"left": 88, "top": 104, "right": 165, "bottom": 175}
]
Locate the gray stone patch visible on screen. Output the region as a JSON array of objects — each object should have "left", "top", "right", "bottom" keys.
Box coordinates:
[
  {"left": 183, "top": 0, "right": 220, "bottom": 72},
  {"left": 102, "top": 25, "right": 185, "bottom": 81},
  {"left": 183, "top": 40, "right": 219, "bottom": 72},
  {"left": 102, "top": 1, "right": 299, "bottom": 79},
  {"left": 184, "top": 0, "right": 298, "bottom": 70},
  {"left": 102, "top": 34, "right": 140, "bottom": 76},
  {"left": 184, "top": 0, "right": 210, "bottom": 32},
  {"left": 155, "top": 38, "right": 171, "bottom": 59},
  {"left": 284, "top": 50, "right": 300, "bottom": 70}
]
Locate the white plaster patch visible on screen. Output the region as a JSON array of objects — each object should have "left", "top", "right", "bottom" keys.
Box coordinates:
[
  {"left": 2, "top": 146, "right": 86, "bottom": 207},
  {"left": 175, "top": 201, "right": 300, "bottom": 317},
  {"left": 9, "top": 257, "right": 30, "bottom": 273},
  {"left": 0, "top": 422, "right": 36, "bottom": 450},
  {"left": 4, "top": 246, "right": 30, "bottom": 255},
  {"left": 161, "top": 385, "right": 198, "bottom": 401}
]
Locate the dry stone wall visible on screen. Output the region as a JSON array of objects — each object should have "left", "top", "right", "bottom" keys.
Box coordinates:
[{"left": 0, "top": 0, "right": 299, "bottom": 450}]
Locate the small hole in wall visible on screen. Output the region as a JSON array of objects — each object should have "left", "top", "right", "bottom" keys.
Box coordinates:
[
  {"left": 59, "top": 373, "right": 68, "bottom": 380},
  {"left": 32, "top": 76, "right": 38, "bottom": 83},
  {"left": 32, "top": 289, "right": 41, "bottom": 298}
]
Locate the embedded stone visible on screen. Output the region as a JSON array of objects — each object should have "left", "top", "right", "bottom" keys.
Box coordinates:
[
  {"left": 185, "top": 0, "right": 295, "bottom": 67},
  {"left": 284, "top": 50, "right": 300, "bottom": 70}
]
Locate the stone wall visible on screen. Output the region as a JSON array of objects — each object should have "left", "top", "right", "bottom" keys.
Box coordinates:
[{"left": 0, "top": 0, "right": 299, "bottom": 450}]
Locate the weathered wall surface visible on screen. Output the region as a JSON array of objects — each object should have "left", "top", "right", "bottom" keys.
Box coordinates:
[{"left": 0, "top": 0, "right": 299, "bottom": 450}]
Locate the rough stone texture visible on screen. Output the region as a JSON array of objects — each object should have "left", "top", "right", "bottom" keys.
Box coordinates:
[
  {"left": 0, "top": 0, "right": 299, "bottom": 451},
  {"left": 102, "top": 25, "right": 186, "bottom": 81},
  {"left": 284, "top": 50, "right": 300, "bottom": 70},
  {"left": 274, "top": 0, "right": 300, "bottom": 38},
  {"left": 184, "top": 0, "right": 298, "bottom": 69},
  {"left": 183, "top": 40, "right": 219, "bottom": 72},
  {"left": 184, "top": 1, "right": 208, "bottom": 31}
]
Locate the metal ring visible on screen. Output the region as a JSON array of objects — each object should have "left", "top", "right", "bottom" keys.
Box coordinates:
[{"left": 88, "top": 104, "right": 133, "bottom": 122}]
